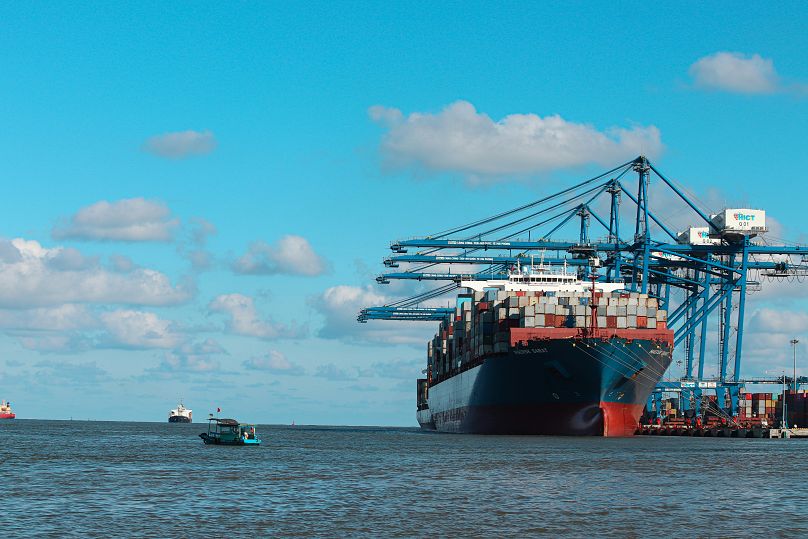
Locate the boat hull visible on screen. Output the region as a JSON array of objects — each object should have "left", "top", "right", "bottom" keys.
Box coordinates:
[
  {"left": 0, "top": 413, "right": 15, "bottom": 420},
  {"left": 199, "top": 433, "right": 261, "bottom": 446},
  {"left": 423, "top": 336, "right": 672, "bottom": 436},
  {"left": 168, "top": 416, "right": 191, "bottom": 423}
]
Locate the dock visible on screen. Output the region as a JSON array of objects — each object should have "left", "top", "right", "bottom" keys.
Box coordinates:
[{"left": 636, "top": 425, "right": 808, "bottom": 438}]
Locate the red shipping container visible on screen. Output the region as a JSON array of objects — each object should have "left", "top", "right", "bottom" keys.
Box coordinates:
[
  {"left": 607, "top": 316, "right": 617, "bottom": 328},
  {"left": 516, "top": 291, "right": 526, "bottom": 297},
  {"left": 637, "top": 316, "right": 647, "bottom": 328}
]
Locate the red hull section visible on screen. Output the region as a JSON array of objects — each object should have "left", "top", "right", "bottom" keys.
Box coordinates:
[
  {"left": 600, "top": 402, "right": 644, "bottom": 437},
  {"left": 0, "top": 413, "right": 15, "bottom": 419},
  {"left": 510, "top": 325, "right": 673, "bottom": 347}
]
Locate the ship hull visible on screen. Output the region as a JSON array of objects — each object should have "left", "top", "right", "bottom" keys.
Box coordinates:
[
  {"left": 0, "top": 413, "right": 15, "bottom": 420},
  {"left": 168, "top": 416, "right": 191, "bottom": 423},
  {"left": 423, "top": 336, "right": 672, "bottom": 436}
]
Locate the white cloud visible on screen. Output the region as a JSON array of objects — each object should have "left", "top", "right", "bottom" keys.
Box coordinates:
[
  {"left": 689, "top": 52, "right": 779, "bottom": 94},
  {"left": 18, "top": 334, "right": 93, "bottom": 354},
  {"left": 0, "top": 304, "right": 96, "bottom": 331},
  {"left": 748, "top": 308, "right": 808, "bottom": 335},
  {"left": 177, "top": 218, "right": 218, "bottom": 271},
  {"left": 233, "top": 235, "right": 329, "bottom": 276},
  {"left": 53, "top": 198, "right": 179, "bottom": 242},
  {"left": 208, "top": 293, "right": 305, "bottom": 340},
  {"left": 143, "top": 129, "right": 217, "bottom": 159},
  {"left": 0, "top": 238, "right": 191, "bottom": 308},
  {"left": 739, "top": 309, "right": 808, "bottom": 378},
  {"left": 156, "top": 340, "right": 225, "bottom": 374},
  {"left": 100, "top": 310, "right": 185, "bottom": 349},
  {"left": 311, "top": 285, "right": 434, "bottom": 345},
  {"left": 314, "top": 362, "right": 358, "bottom": 381},
  {"left": 109, "top": 254, "right": 137, "bottom": 273},
  {"left": 243, "top": 350, "right": 304, "bottom": 375},
  {"left": 369, "top": 101, "right": 662, "bottom": 179}
]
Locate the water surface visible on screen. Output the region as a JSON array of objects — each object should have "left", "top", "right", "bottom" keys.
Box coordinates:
[{"left": 1, "top": 420, "right": 805, "bottom": 537}]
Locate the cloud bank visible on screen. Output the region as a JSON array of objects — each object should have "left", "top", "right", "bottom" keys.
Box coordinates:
[
  {"left": 0, "top": 238, "right": 192, "bottom": 308},
  {"left": 689, "top": 52, "right": 779, "bottom": 94},
  {"left": 369, "top": 101, "right": 662, "bottom": 179},
  {"left": 208, "top": 293, "right": 305, "bottom": 340},
  {"left": 53, "top": 198, "right": 179, "bottom": 242},
  {"left": 143, "top": 129, "right": 217, "bottom": 159},
  {"left": 311, "top": 285, "right": 433, "bottom": 345},
  {"left": 243, "top": 350, "right": 304, "bottom": 375},
  {"left": 233, "top": 235, "right": 329, "bottom": 276}
]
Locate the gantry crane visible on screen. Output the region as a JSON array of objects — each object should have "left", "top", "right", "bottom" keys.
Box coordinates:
[{"left": 359, "top": 156, "right": 808, "bottom": 417}]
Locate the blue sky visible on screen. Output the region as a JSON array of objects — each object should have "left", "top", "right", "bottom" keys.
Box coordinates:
[{"left": 1, "top": 3, "right": 807, "bottom": 423}]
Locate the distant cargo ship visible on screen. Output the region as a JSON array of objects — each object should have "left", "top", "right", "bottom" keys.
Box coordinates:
[
  {"left": 416, "top": 263, "right": 673, "bottom": 436},
  {"left": 168, "top": 401, "right": 192, "bottom": 423},
  {"left": 0, "top": 400, "right": 15, "bottom": 419}
]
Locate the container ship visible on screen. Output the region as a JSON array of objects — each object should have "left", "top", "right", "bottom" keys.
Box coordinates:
[
  {"left": 416, "top": 262, "right": 673, "bottom": 436},
  {"left": 168, "top": 401, "right": 192, "bottom": 423},
  {"left": 0, "top": 400, "right": 15, "bottom": 419}
]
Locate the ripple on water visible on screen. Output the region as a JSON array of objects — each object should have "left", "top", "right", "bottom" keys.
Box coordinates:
[{"left": 1, "top": 421, "right": 807, "bottom": 537}]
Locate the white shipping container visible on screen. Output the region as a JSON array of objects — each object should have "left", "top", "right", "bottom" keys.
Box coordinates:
[
  {"left": 676, "top": 226, "right": 720, "bottom": 245},
  {"left": 647, "top": 318, "right": 657, "bottom": 329},
  {"left": 521, "top": 316, "right": 534, "bottom": 328},
  {"left": 710, "top": 208, "right": 766, "bottom": 233},
  {"left": 607, "top": 306, "right": 618, "bottom": 316},
  {"left": 535, "top": 314, "right": 545, "bottom": 327},
  {"left": 617, "top": 317, "right": 627, "bottom": 329},
  {"left": 597, "top": 316, "right": 607, "bottom": 327},
  {"left": 575, "top": 316, "right": 586, "bottom": 327},
  {"left": 627, "top": 315, "right": 637, "bottom": 328}
]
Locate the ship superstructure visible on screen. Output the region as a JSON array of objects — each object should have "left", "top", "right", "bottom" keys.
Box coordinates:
[{"left": 168, "top": 401, "right": 192, "bottom": 423}]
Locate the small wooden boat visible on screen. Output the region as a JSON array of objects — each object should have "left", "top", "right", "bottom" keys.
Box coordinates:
[{"left": 199, "top": 417, "right": 261, "bottom": 446}]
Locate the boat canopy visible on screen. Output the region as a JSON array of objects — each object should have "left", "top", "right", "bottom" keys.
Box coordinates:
[{"left": 208, "top": 418, "right": 239, "bottom": 426}]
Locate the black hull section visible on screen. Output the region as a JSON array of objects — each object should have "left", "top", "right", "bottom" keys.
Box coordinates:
[
  {"left": 425, "top": 336, "right": 672, "bottom": 436},
  {"left": 168, "top": 416, "right": 191, "bottom": 423}
]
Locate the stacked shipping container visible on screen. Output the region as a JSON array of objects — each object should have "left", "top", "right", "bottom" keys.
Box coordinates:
[{"left": 428, "top": 289, "right": 668, "bottom": 381}]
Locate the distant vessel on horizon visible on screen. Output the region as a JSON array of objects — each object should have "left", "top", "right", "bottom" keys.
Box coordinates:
[
  {"left": 0, "top": 400, "right": 15, "bottom": 420},
  {"left": 168, "top": 401, "right": 192, "bottom": 423}
]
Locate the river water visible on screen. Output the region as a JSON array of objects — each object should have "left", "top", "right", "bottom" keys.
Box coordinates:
[{"left": 0, "top": 420, "right": 805, "bottom": 537}]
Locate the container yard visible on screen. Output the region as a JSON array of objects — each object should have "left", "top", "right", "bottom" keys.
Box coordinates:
[{"left": 359, "top": 156, "right": 808, "bottom": 436}]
